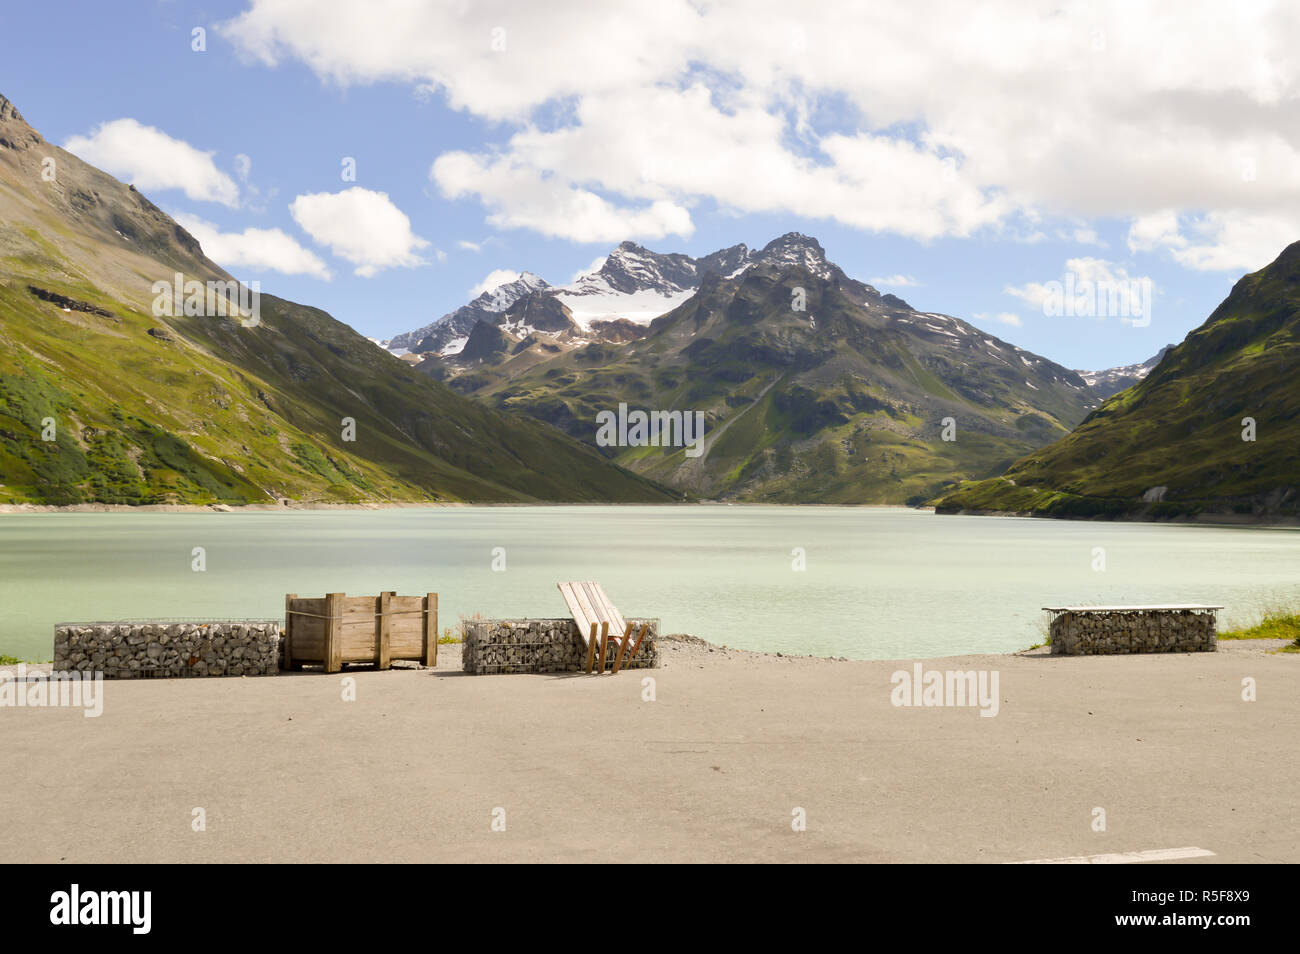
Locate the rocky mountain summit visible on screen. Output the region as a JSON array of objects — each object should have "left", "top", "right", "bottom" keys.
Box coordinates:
[{"left": 384, "top": 232, "right": 868, "bottom": 358}]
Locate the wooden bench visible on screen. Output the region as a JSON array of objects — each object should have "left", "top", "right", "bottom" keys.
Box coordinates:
[{"left": 556, "top": 581, "right": 650, "bottom": 674}]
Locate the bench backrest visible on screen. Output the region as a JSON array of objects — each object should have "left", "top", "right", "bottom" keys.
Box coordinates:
[{"left": 557, "top": 581, "right": 627, "bottom": 641}]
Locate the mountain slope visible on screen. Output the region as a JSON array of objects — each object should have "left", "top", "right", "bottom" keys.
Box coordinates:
[
  {"left": 447, "top": 237, "right": 1096, "bottom": 504},
  {"left": 0, "top": 93, "right": 672, "bottom": 505},
  {"left": 936, "top": 243, "right": 1300, "bottom": 519}
]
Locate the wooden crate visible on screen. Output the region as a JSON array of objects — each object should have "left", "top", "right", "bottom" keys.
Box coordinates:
[{"left": 283, "top": 592, "right": 437, "bottom": 673}]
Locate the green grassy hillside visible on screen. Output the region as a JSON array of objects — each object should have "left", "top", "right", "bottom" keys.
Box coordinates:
[
  {"left": 0, "top": 94, "right": 672, "bottom": 505},
  {"left": 936, "top": 242, "right": 1300, "bottom": 519}
]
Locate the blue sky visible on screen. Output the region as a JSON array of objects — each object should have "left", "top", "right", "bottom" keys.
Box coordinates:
[{"left": 4, "top": 0, "right": 1296, "bottom": 371}]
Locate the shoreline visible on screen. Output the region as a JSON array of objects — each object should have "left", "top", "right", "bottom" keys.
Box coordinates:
[
  {"left": 7, "top": 632, "right": 1293, "bottom": 672},
  {"left": 6, "top": 498, "right": 1299, "bottom": 526},
  {"left": 937, "top": 505, "right": 1300, "bottom": 528},
  {"left": 0, "top": 501, "right": 931, "bottom": 514}
]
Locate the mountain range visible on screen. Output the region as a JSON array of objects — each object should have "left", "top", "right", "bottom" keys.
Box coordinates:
[
  {"left": 5, "top": 88, "right": 1240, "bottom": 513},
  {"left": 0, "top": 93, "right": 671, "bottom": 506},
  {"left": 384, "top": 234, "right": 1109, "bottom": 503},
  {"left": 381, "top": 234, "right": 866, "bottom": 361}
]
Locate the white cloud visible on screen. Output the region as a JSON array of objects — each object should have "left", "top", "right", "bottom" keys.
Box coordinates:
[
  {"left": 571, "top": 256, "right": 608, "bottom": 283},
  {"left": 223, "top": 0, "right": 1300, "bottom": 266},
  {"left": 233, "top": 153, "right": 253, "bottom": 182},
  {"left": 433, "top": 150, "right": 693, "bottom": 242},
  {"left": 1127, "top": 210, "right": 1186, "bottom": 254},
  {"left": 869, "top": 274, "right": 920, "bottom": 287},
  {"left": 289, "top": 187, "right": 429, "bottom": 277},
  {"left": 1065, "top": 227, "right": 1104, "bottom": 247},
  {"left": 469, "top": 269, "right": 522, "bottom": 298},
  {"left": 172, "top": 211, "right": 332, "bottom": 279},
  {"left": 1006, "top": 258, "right": 1132, "bottom": 310},
  {"left": 457, "top": 239, "right": 482, "bottom": 252},
  {"left": 431, "top": 86, "right": 1003, "bottom": 241},
  {"left": 1005, "top": 257, "right": 1154, "bottom": 324},
  {"left": 1128, "top": 209, "right": 1297, "bottom": 272},
  {"left": 221, "top": 0, "right": 697, "bottom": 122},
  {"left": 64, "top": 119, "right": 240, "bottom": 207},
  {"left": 975, "top": 311, "right": 1022, "bottom": 327}
]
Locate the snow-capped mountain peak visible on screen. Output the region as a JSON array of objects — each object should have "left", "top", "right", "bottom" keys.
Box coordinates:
[
  {"left": 571, "top": 241, "right": 700, "bottom": 297},
  {"left": 384, "top": 270, "right": 551, "bottom": 354},
  {"left": 474, "top": 270, "right": 550, "bottom": 312},
  {"left": 387, "top": 233, "right": 848, "bottom": 351},
  {"left": 1075, "top": 346, "right": 1172, "bottom": 398}
]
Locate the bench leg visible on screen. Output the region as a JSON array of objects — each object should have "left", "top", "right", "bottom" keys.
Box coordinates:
[
  {"left": 596, "top": 621, "right": 611, "bottom": 674},
  {"left": 584, "top": 622, "right": 599, "bottom": 674},
  {"left": 611, "top": 622, "right": 634, "bottom": 674}
]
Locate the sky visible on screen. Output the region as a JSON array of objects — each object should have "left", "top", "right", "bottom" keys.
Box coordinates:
[{"left": 3, "top": 0, "right": 1299, "bottom": 371}]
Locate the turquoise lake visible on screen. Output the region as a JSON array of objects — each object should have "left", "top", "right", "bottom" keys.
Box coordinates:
[{"left": 2, "top": 506, "right": 1298, "bottom": 661}]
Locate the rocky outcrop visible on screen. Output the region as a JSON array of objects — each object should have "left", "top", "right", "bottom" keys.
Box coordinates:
[{"left": 28, "top": 285, "right": 116, "bottom": 318}]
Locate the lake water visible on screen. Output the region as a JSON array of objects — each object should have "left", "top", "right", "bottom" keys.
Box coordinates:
[{"left": 2, "top": 506, "right": 1298, "bottom": 662}]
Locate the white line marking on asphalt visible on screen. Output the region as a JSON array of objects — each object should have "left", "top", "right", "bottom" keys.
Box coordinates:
[{"left": 1010, "top": 847, "right": 1216, "bottom": 864}]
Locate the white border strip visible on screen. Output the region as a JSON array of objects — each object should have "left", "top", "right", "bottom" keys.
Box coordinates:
[{"left": 1011, "top": 847, "right": 1215, "bottom": 864}]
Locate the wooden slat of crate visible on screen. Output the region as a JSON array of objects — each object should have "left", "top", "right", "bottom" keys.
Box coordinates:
[
  {"left": 287, "top": 598, "right": 326, "bottom": 661},
  {"left": 324, "top": 593, "right": 344, "bottom": 672},
  {"left": 338, "top": 595, "right": 376, "bottom": 614},
  {"left": 389, "top": 596, "right": 426, "bottom": 658},
  {"left": 340, "top": 614, "right": 379, "bottom": 661},
  {"left": 339, "top": 595, "right": 381, "bottom": 661},
  {"left": 422, "top": 593, "right": 438, "bottom": 667},
  {"left": 374, "top": 592, "right": 391, "bottom": 669}
]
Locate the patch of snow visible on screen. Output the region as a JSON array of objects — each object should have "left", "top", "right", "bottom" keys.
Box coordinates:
[
  {"left": 555, "top": 284, "right": 694, "bottom": 331},
  {"left": 478, "top": 271, "right": 548, "bottom": 312}
]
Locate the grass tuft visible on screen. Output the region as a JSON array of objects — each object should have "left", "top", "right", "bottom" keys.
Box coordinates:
[{"left": 1219, "top": 612, "right": 1300, "bottom": 641}]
